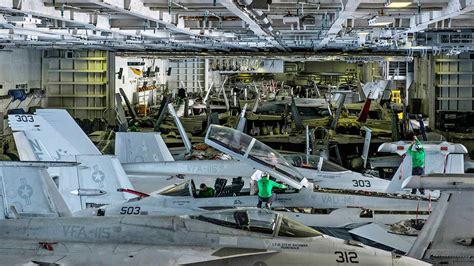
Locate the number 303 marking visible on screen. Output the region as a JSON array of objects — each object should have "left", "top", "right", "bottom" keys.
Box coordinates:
[
  {"left": 15, "top": 115, "right": 34, "bottom": 122},
  {"left": 335, "top": 251, "right": 359, "bottom": 263},
  {"left": 352, "top": 180, "right": 371, "bottom": 188}
]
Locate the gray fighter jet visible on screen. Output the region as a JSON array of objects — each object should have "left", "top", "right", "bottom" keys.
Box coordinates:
[
  {"left": 0, "top": 164, "right": 426, "bottom": 265},
  {"left": 1, "top": 210, "right": 430, "bottom": 265},
  {"left": 9, "top": 110, "right": 464, "bottom": 196},
  {"left": 7, "top": 111, "right": 467, "bottom": 253},
  {"left": 404, "top": 173, "right": 474, "bottom": 265}
]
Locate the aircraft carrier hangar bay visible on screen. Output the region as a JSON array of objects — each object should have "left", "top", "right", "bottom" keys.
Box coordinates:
[{"left": 0, "top": 0, "right": 472, "bottom": 265}]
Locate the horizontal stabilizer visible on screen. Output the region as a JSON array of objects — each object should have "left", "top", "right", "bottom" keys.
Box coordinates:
[
  {"left": 115, "top": 132, "right": 174, "bottom": 163},
  {"left": 403, "top": 174, "right": 474, "bottom": 190},
  {"left": 384, "top": 142, "right": 466, "bottom": 193},
  {"left": 182, "top": 248, "right": 278, "bottom": 266},
  {"left": 349, "top": 223, "right": 414, "bottom": 253},
  {"left": 377, "top": 141, "right": 468, "bottom": 155},
  {"left": 0, "top": 161, "right": 79, "bottom": 168}
]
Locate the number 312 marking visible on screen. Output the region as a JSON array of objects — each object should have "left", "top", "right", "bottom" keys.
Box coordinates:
[{"left": 335, "top": 251, "right": 358, "bottom": 263}]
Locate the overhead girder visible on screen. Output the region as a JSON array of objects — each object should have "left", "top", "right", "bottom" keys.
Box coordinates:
[{"left": 0, "top": 0, "right": 470, "bottom": 51}]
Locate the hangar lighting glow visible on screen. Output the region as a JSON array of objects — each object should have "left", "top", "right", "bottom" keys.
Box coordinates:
[
  {"left": 371, "top": 22, "right": 393, "bottom": 26},
  {"left": 385, "top": 2, "right": 412, "bottom": 8}
]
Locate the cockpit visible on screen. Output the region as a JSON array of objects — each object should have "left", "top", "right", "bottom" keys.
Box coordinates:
[
  {"left": 284, "top": 154, "right": 348, "bottom": 172},
  {"left": 158, "top": 180, "right": 195, "bottom": 197},
  {"left": 205, "top": 125, "right": 308, "bottom": 189},
  {"left": 190, "top": 209, "right": 322, "bottom": 238}
]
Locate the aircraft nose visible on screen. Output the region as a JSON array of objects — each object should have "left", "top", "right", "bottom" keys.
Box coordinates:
[{"left": 393, "top": 254, "right": 430, "bottom": 266}]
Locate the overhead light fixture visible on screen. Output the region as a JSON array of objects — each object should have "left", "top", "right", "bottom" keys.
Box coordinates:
[
  {"left": 385, "top": 1, "right": 412, "bottom": 8},
  {"left": 172, "top": 1, "right": 188, "bottom": 10},
  {"left": 371, "top": 22, "right": 393, "bottom": 26},
  {"left": 368, "top": 16, "right": 377, "bottom": 25},
  {"left": 368, "top": 16, "right": 394, "bottom": 27}
]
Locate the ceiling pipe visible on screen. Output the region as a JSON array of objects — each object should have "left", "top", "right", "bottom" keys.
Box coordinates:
[{"left": 221, "top": 0, "right": 287, "bottom": 51}]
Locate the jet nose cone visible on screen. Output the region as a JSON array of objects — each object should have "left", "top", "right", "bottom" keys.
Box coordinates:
[{"left": 393, "top": 254, "right": 430, "bottom": 266}]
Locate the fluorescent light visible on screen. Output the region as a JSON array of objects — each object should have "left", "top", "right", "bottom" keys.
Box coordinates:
[
  {"left": 368, "top": 16, "right": 394, "bottom": 26},
  {"left": 386, "top": 2, "right": 412, "bottom": 8},
  {"left": 371, "top": 22, "right": 393, "bottom": 26}
]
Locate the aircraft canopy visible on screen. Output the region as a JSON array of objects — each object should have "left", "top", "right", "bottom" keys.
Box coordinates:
[
  {"left": 191, "top": 209, "right": 322, "bottom": 238},
  {"left": 205, "top": 125, "right": 308, "bottom": 189},
  {"left": 284, "top": 154, "right": 347, "bottom": 172}
]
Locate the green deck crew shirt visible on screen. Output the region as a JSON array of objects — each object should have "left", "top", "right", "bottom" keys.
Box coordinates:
[
  {"left": 199, "top": 187, "right": 215, "bottom": 197},
  {"left": 407, "top": 139, "right": 425, "bottom": 168},
  {"left": 257, "top": 177, "right": 287, "bottom": 198}
]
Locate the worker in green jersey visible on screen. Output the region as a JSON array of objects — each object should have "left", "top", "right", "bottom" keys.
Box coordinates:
[
  {"left": 198, "top": 183, "right": 215, "bottom": 198},
  {"left": 407, "top": 136, "right": 425, "bottom": 195},
  {"left": 257, "top": 173, "right": 287, "bottom": 209}
]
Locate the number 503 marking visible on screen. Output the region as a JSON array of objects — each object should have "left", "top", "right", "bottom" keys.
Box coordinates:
[{"left": 120, "top": 206, "right": 141, "bottom": 215}]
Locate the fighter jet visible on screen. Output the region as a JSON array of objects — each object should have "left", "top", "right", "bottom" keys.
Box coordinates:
[
  {"left": 0, "top": 162, "right": 426, "bottom": 265},
  {"left": 10, "top": 109, "right": 464, "bottom": 198},
  {"left": 1, "top": 208, "right": 429, "bottom": 265},
  {"left": 0, "top": 166, "right": 426, "bottom": 265},
  {"left": 8, "top": 112, "right": 467, "bottom": 253},
  {"left": 404, "top": 173, "right": 474, "bottom": 265},
  {"left": 6, "top": 110, "right": 395, "bottom": 195},
  {"left": 9, "top": 111, "right": 465, "bottom": 202},
  {"left": 102, "top": 125, "right": 468, "bottom": 250}
]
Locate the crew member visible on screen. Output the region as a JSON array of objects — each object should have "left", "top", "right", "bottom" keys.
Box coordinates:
[
  {"left": 407, "top": 136, "right": 425, "bottom": 195},
  {"left": 257, "top": 173, "right": 287, "bottom": 209},
  {"left": 198, "top": 183, "right": 215, "bottom": 197}
]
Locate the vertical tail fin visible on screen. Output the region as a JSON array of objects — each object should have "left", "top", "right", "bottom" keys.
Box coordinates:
[
  {"left": 235, "top": 104, "right": 248, "bottom": 132},
  {"left": 167, "top": 103, "right": 192, "bottom": 153},
  {"left": 361, "top": 126, "right": 372, "bottom": 169},
  {"left": 9, "top": 114, "right": 80, "bottom": 161},
  {"left": 357, "top": 96, "right": 372, "bottom": 123},
  {"left": 385, "top": 152, "right": 412, "bottom": 193},
  {"left": 9, "top": 113, "right": 135, "bottom": 213},
  {"left": 329, "top": 93, "right": 347, "bottom": 130},
  {"left": 12, "top": 132, "right": 38, "bottom": 161},
  {"left": 290, "top": 97, "right": 303, "bottom": 130},
  {"left": 0, "top": 162, "right": 73, "bottom": 219},
  {"left": 115, "top": 132, "right": 174, "bottom": 163},
  {"left": 34, "top": 109, "right": 101, "bottom": 155},
  {"left": 58, "top": 155, "right": 134, "bottom": 213}
]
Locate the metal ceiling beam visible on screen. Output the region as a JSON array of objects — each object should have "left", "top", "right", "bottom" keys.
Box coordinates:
[
  {"left": 220, "top": 0, "right": 287, "bottom": 51},
  {"left": 318, "top": 0, "right": 361, "bottom": 49},
  {"left": 0, "top": 0, "right": 248, "bottom": 51},
  {"left": 408, "top": 0, "right": 474, "bottom": 32},
  {"left": 88, "top": 0, "right": 256, "bottom": 51}
]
